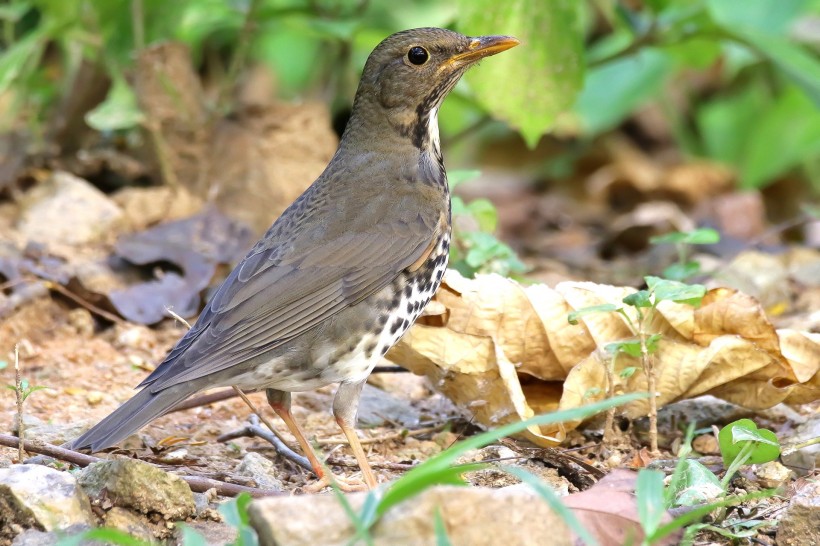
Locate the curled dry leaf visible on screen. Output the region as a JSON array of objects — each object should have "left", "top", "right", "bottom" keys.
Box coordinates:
[{"left": 387, "top": 270, "right": 820, "bottom": 446}]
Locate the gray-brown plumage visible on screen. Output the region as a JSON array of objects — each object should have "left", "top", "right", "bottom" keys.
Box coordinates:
[{"left": 72, "top": 27, "right": 518, "bottom": 489}]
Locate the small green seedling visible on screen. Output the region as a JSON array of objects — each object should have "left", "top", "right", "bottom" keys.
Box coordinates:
[
  {"left": 218, "top": 493, "right": 259, "bottom": 546},
  {"left": 6, "top": 378, "right": 47, "bottom": 401},
  {"left": 448, "top": 170, "right": 527, "bottom": 278},
  {"left": 718, "top": 419, "right": 780, "bottom": 488},
  {"left": 568, "top": 276, "right": 706, "bottom": 452},
  {"left": 649, "top": 228, "right": 720, "bottom": 281}
]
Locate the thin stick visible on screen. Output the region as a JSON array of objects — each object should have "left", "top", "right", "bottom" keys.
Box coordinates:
[
  {"left": 315, "top": 425, "right": 443, "bottom": 446},
  {"left": 231, "top": 386, "right": 291, "bottom": 446},
  {"left": 44, "top": 281, "right": 125, "bottom": 324},
  {"left": 0, "top": 434, "right": 278, "bottom": 497},
  {"left": 170, "top": 388, "right": 250, "bottom": 413},
  {"left": 14, "top": 345, "right": 23, "bottom": 462},
  {"left": 165, "top": 307, "right": 192, "bottom": 329}
]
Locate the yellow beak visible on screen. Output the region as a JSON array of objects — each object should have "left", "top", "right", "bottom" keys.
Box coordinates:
[{"left": 447, "top": 35, "right": 520, "bottom": 67}]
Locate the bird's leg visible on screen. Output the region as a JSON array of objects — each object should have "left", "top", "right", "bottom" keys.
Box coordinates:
[
  {"left": 266, "top": 388, "right": 367, "bottom": 493},
  {"left": 333, "top": 380, "right": 378, "bottom": 490}
]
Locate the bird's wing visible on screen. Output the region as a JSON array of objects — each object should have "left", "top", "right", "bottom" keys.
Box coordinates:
[{"left": 140, "top": 187, "right": 443, "bottom": 391}]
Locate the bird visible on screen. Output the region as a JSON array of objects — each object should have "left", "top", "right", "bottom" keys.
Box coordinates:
[{"left": 71, "top": 27, "right": 519, "bottom": 490}]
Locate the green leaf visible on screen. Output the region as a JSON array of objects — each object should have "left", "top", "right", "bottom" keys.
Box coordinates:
[
  {"left": 636, "top": 469, "right": 666, "bottom": 538},
  {"left": 574, "top": 47, "right": 670, "bottom": 135},
  {"left": 502, "top": 465, "right": 600, "bottom": 546},
  {"left": 218, "top": 492, "right": 259, "bottom": 546},
  {"left": 219, "top": 492, "right": 253, "bottom": 527},
  {"left": 55, "top": 528, "right": 152, "bottom": 546},
  {"left": 85, "top": 78, "right": 144, "bottom": 132},
  {"left": 606, "top": 339, "right": 642, "bottom": 358},
  {"left": 697, "top": 82, "right": 768, "bottom": 171},
  {"left": 177, "top": 524, "right": 208, "bottom": 546},
  {"left": 619, "top": 366, "right": 638, "bottom": 379},
  {"left": 669, "top": 459, "right": 724, "bottom": 506},
  {"left": 457, "top": 0, "right": 585, "bottom": 147},
  {"left": 718, "top": 419, "right": 781, "bottom": 468},
  {"left": 623, "top": 290, "right": 652, "bottom": 308},
  {"left": 646, "top": 276, "right": 706, "bottom": 306},
  {"left": 459, "top": 231, "right": 527, "bottom": 277},
  {"left": 567, "top": 303, "right": 620, "bottom": 324},
  {"left": 447, "top": 169, "right": 482, "bottom": 188},
  {"left": 705, "top": 0, "right": 807, "bottom": 37},
  {"left": 650, "top": 228, "right": 720, "bottom": 245},
  {"left": 465, "top": 199, "right": 498, "bottom": 232},
  {"left": 662, "top": 261, "right": 702, "bottom": 282},
  {"left": 0, "top": 1, "right": 31, "bottom": 22},
  {"left": 0, "top": 28, "right": 47, "bottom": 96},
  {"left": 434, "top": 508, "right": 452, "bottom": 546},
  {"left": 739, "top": 85, "right": 820, "bottom": 188}
]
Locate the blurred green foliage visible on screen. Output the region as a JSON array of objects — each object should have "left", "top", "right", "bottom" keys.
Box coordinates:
[{"left": 0, "top": 0, "right": 818, "bottom": 186}]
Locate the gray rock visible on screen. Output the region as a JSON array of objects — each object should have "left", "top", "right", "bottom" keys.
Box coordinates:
[
  {"left": 776, "top": 479, "right": 820, "bottom": 546},
  {"left": 249, "top": 485, "right": 572, "bottom": 546},
  {"left": 357, "top": 384, "right": 420, "bottom": 427},
  {"left": 78, "top": 459, "right": 195, "bottom": 520},
  {"left": 783, "top": 410, "right": 820, "bottom": 469},
  {"left": 235, "top": 453, "right": 284, "bottom": 492},
  {"left": 0, "top": 465, "right": 95, "bottom": 534},
  {"left": 12, "top": 524, "right": 96, "bottom": 546},
  {"left": 13, "top": 414, "right": 92, "bottom": 447},
  {"left": 16, "top": 171, "right": 124, "bottom": 246}
]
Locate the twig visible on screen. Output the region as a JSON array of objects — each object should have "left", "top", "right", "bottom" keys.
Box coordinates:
[
  {"left": 315, "top": 425, "right": 444, "bottom": 446},
  {"left": 217, "top": 0, "right": 262, "bottom": 113},
  {"left": 1, "top": 434, "right": 102, "bottom": 466},
  {"left": 44, "top": 281, "right": 125, "bottom": 324},
  {"left": 131, "top": 0, "right": 145, "bottom": 51},
  {"left": 325, "top": 456, "right": 416, "bottom": 472},
  {"left": 165, "top": 307, "right": 192, "bottom": 329},
  {"left": 1, "top": 434, "right": 278, "bottom": 497},
  {"left": 232, "top": 386, "right": 291, "bottom": 446},
  {"left": 170, "top": 388, "right": 250, "bottom": 412},
  {"left": 217, "top": 414, "right": 313, "bottom": 474},
  {"left": 14, "top": 345, "right": 23, "bottom": 461},
  {"left": 639, "top": 312, "right": 659, "bottom": 455}
]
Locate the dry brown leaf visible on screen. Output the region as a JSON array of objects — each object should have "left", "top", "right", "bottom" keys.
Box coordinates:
[
  {"left": 563, "top": 469, "right": 682, "bottom": 546},
  {"left": 387, "top": 269, "right": 820, "bottom": 445}
]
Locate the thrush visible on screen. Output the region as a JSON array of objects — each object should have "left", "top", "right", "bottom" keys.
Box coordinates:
[{"left": 72, "top": 27, "right": 519, "bottom": 490}]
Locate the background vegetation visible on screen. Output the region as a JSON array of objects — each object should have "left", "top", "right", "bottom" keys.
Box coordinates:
[{"left": 1, "top": 0, "right": 818, "bottom": 193}]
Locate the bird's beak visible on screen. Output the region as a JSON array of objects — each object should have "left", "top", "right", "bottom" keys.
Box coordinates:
[{"left": 447, "top": 35, "right": 520, "bottom": 67}]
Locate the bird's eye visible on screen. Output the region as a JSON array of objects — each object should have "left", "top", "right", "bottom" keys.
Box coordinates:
[{"left": 407, "top": 46, "right": 429, "bottom": 66}]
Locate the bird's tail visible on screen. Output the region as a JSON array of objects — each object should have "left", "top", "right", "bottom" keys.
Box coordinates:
[{"left": 71, "top": 384, "right": 196, "bottom": 452}]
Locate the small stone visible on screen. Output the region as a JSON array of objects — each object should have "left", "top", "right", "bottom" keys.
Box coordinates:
[
  {"left": 235, "top": 453, "right": 284, "bottom": 492},
  {"left": 11, "top": 524, "right": 95, "bottom": 546},
  {"left": 66, "top": 308, "right": 95, "bottom": 337},
  {"left": 0, "top": 465, "right": 95, "bottom": 534},
  {"left": 78, "top": 459, "right": 195, "bottom": 520},
  {"left": 776, "top": 478, "right": 820, "bottom": 545},
  {"left": 754, "top": 461, "right": 794, "bottom": 489},
  {"left": 176, "top": 521, "right": 238, "bottom": 546},
  {"left": 16, "top": 171, "right": 124, "bottom": 246},
  {"left": 356, "top": 384, "right": 420, "bottom": 427},
  {"left": 86, "top": 391, "right": 104, "bottom": 405},
  {"left": 13, "top": 414, "right": 91, "bottom": 446},
  {"left": 104, "top": 507, "right": 156, "bottom": 543},
  {"left": 692, "top": 434, "right": 719, "bottom": 455}
]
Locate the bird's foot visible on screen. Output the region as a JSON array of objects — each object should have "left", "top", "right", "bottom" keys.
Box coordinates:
[{"left": 302, "top": 472, "right": 371, "bottom": 493}]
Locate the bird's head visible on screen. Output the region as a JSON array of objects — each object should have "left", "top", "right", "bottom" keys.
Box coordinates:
[{"left": 346, "top": 28, "right": 519, "bottom": 151}]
